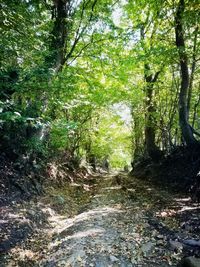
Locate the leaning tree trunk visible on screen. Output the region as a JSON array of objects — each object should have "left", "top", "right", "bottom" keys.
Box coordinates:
[
  {"left": 175, "top": 0, "right": 198, "bottom": 145},
  {"left": 187, "top": 26, "right": 198, "bottom": 117}
]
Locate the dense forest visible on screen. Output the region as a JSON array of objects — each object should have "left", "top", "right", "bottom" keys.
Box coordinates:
[{"left": 0, "top": 0, "right": 200, "bottom": 266}]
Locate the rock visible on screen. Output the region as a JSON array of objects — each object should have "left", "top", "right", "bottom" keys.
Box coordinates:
[
  {"left": 27, "top": 209, "right": 36, "bottom": 216},
  {"left": 0, "top": 240, "right": 12, "bottom": 253},
  {"left": 65, "top": 250, "right": 86, "bottom": 265},
  {"left": 110, "top": 255, "right": 119, "bottom": 262},
  {"left": 54, "top": 195, "right": 65, "bottom": 205},
  {"left": 131, "top": 257, "right": 137, "bottom": 264},
  {"left": 183, "top": 239, "right": 200, "bottom": 247},
  {"left": 141, "top": 241, "right": 154, "bottom": 255},
  {"left": 169, "top": 240, "right": 183, "bottom": 251},
  {"left": 178, "top": 257, "right": 200, "bottom": 267}
]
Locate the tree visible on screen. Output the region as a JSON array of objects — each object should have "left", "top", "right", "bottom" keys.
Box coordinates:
[
  {"left": 175, "top": 0, "right": 199, "bottom": 145},
  {"left": 1, "top": 0, "right": 199, "bottom": 168}
]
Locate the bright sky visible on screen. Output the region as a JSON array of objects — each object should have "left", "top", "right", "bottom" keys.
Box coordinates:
[
  {"left": 112, "top": 7, "right": 123, "bottom": 26},
  {"left": 112, "top": 103, "right": 132, "bottom": 125}
]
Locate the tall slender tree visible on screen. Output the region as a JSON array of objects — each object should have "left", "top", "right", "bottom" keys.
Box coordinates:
[{"left": 175, "top": 0, "right": 198, "bottom": 145}]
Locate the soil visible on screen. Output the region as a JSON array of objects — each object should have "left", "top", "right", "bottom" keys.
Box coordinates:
[
  {"left": 131, "top": 145, "right": 200, "bottom": 201},
  {"left": 0, "top": 173, "right": 200, "bottom": 267}
]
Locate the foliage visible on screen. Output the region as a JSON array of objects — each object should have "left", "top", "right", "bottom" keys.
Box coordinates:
[
  {"left": 89, "top": 108, "right": 132, "bottom": 168},
  {"left": 0, "top": 0, "right": 199, "bottom": 168}
]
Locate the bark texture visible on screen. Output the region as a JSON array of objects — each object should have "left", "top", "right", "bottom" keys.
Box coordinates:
[
  {"left": 175, "top": 0, "right": 197, "bottom": 145},
  {"left": 144, "top": 65, "right": 162, "bottom": 159}
]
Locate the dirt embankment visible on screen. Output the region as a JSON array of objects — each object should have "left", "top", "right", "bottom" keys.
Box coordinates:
[
  {"left": 0, "top": 152, "right": 91, "bottom": 205},
  {"left": 131, "top": 145, "right": 200, "bottom": 201}
]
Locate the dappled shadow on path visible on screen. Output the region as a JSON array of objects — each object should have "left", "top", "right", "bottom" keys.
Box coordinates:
[
  {"left": 1, "top": 173, "right": 200, "bottom": 267},
  {"left": 0, "top": 203, "right": 49, "bottom": 254}
]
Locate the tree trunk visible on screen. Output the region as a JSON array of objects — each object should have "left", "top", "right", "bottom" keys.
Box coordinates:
[
  {"left": 139, "top": 26, "right": 162, "bottom": 160},
  {"left": 132, "top": 113, "right": 143, "bottom": 160},
  {"left": 49, "top": 0, "right": 70, "bottom": 73},
  {"left": 175, "top": 0, "right": 197, "bottom": 145},
  {"left": 187, "top": 26, "right": 198, "bottom": 116},
  {"left": 144, "top": 85, "right": 160, "bottom": 159},
  {"left": 144, "top": 64, "right": 162, "bottom": 159}
]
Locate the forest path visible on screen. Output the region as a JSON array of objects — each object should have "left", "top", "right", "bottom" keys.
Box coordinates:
[{"left": 1, "top": 173, "right": 200, "bottom": 267}]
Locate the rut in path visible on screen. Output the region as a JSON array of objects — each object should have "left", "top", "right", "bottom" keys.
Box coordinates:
[{"left": 2, "top": 173, "right": 200, "bottom": 267}]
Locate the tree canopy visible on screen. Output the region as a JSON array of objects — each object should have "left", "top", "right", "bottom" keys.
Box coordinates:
[{"left": 1, "top": 0, "right": 200, "bottom": 168}]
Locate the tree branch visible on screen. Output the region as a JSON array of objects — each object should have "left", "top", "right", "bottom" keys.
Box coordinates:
[{"left": 65, "top": 0, "right": 98, "bottom": 63}]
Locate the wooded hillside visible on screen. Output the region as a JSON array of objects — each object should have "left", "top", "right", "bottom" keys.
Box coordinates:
[
  {"left": 1, "top": 0, "right": 199, "bottom": 197},
  {"left": 0, "top": 1, "right": 200, "bottom": 266}
]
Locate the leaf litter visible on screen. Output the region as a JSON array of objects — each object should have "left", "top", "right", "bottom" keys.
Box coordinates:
[{"left": 1, "top": 173, "right": 200, "bottom": 267}]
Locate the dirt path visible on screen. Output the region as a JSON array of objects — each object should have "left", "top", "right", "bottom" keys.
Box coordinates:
[{"left": 1, "top": 173, "right": 200, "bottom": 267}]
